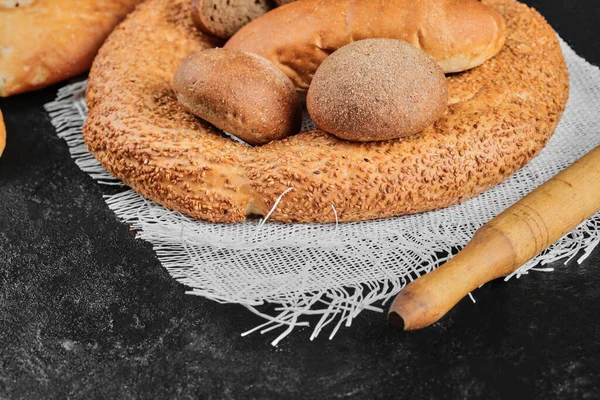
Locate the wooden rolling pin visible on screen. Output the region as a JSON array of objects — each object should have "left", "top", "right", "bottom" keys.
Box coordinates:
[{"left": 388, "top": 145, "right": 600, "bottom": 330}]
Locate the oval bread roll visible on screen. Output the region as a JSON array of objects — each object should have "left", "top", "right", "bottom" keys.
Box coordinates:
[
  {"left": 225, "top": 0, "right": 506, "bottom": 90},
  {"left": 172, "top": 48, "right": 302, "bottom": 145},
  {"left": 307, "top": 39, "right": 448, "bottom": 142}
]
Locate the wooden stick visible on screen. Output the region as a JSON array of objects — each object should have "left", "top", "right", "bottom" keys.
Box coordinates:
[{"left": 388, "top": 145, "right": 600, "bottom": 330}]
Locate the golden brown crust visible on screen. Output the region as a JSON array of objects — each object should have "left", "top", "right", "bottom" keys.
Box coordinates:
[
  {"left": 0, "top": 0, "right": 143, "bottom": 97},
  {"left": 307, "top": 39, "right": 448, "bottom": 142},
  {"left": 172, "top": 49, "right": 302, "bottom": 145},
  {"left": 0, "top": 109, "right": 5, "bottom": 158},
  {"left": 83, "top": 0, "right": 569, "bottom": 224},
  {"left": 225, "top": 0, "right": 507, "bottom": 90}
]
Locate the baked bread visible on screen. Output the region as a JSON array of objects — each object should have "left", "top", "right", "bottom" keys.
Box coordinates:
[
  {"left": 83, "top": 0, "right": 569, "bottom": 223},
  {"left": 307, "top": 39, "right": 448, "bottom": 142},
  {"left": 173, "top": 49, "right": 302, "bottom": 145},
  {"left": 0, "top": 0, "right": 143, "bottom": 97},
  {"left": 225, "top": 0, "right": 507, "bottom": 91},
  {"left": 0, "top": 109, "right": 5, "bottom": 158},
  {"left": 191, "top": 0, "right": 274, "bottom": 40}
]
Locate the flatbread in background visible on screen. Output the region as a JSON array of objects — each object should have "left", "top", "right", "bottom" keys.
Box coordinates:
[{"left": 0, "top": 0, "right": 144, "bottom": 97}]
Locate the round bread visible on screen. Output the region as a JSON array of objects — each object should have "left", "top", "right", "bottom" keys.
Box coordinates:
[
  {"left": 307, "top": 39, "right": 448, "bottom": 142},
  {"left": 173, "top": 48, "right": 302, "bottom": 146},
  {"left": 83, "top": 0, "right": 569, "bottom": 224},
  {"left": 0, "top": 109, "right": 5, "bottom": 158},
  {"left": 0, "top": 0, "right": 143, "bottom": 97}
]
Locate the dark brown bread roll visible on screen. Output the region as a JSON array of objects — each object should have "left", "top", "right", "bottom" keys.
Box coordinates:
[
  {"left": 307, "top": 39, "right": 448, "bottom": 142},
  {"left": 191, "top": 0, "right": 274, "bottom": 40},
  {"left": 172, "top": 48, "right": 302, "bottom": 145}
]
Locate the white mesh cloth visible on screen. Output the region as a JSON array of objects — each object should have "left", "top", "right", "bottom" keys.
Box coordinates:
[{"left": 45, "top": 39, "right": 600, "bottom": 346}]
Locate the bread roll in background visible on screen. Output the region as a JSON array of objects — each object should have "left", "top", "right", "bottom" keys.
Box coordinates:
[
  {"left": 225, "top": 0, "right": 506, "bottom": 90},
  {"left": 0, "top": 0, "right": 144, "bottom": 97},
  {"left": 307, "top": 39, "right": 448, "bottom": 142},
  {"left": 191, "top": 0, "right": 274, "bottom": 40},
  {"left": 172, "top": 49, "right": 302, "bottom": 145}
]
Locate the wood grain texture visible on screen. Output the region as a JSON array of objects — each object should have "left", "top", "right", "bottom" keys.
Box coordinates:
[{"left": 389, "top": 145, "right": 600, "bottom": 330}]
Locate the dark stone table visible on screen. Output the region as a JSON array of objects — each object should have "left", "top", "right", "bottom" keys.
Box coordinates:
[{"left": 1, "top": 1, "right": 599, "bottom": 398}]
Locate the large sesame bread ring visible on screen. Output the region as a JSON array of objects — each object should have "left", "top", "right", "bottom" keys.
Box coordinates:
[
  {"left": 0, "top": 0, "right": 144, "bottom": 97},
  {"left": 83, "top": 0, "right": 569, "bottom": 224}
]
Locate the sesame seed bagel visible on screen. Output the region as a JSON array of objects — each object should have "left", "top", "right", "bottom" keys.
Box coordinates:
[{"left": 83, "top": 0, "right": 569, "bottom": 223}]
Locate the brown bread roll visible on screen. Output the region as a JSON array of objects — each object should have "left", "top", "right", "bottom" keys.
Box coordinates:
[
  {"left": 172, "top": 48, "right": 302, "bottom": 145},
  {"left": 191, "top": 0, "right": 274, "bottom": 40},
  {"left": 225, "top": 0, "right": 506, "bottom": 91},
  {"left": 307, "top": 39, "right": 448, "bottom": 142}
]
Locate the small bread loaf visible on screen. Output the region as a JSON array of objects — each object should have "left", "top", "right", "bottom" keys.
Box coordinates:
[
  {"left": 172, "top": 48, "right": 301, "bottom": 145},
  {"left": 191, "top": 0, "right": 274, "bottom": 40},
  {"left": 225, "top": 0, "right": 506, "bottom": 90},
  {"left": 307, "top": 39, "right": 448, "bottom": 142},
  {"left": 0, "top": 109, "right": 5, "bottom": 158}
]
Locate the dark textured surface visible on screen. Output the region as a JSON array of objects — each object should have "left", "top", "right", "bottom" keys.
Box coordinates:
[{"left": 1, "top": 1, "right": 599, "bottom": 398}]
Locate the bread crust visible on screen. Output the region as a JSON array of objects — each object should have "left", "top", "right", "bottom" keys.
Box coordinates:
[
  {"left": 83, "top": 0, "right": 569, "bottom": 223},
  {"left": 307, "top": 39, "right": 448, "bottom": 141},
  {"left": 0, "top": 109, "right": 5, "bottom": 158},
  {"left": 191, "top": 0, "right": 273, "bottom": 40},
  {"left": 0, "top": 0, "right": 143, "bottom": 97},
  {"left": 172, "top": 49, "right": 302, "bottom": 145},
  {"left": 225, "top": 0, "right": 507, "bottom": 90}
]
